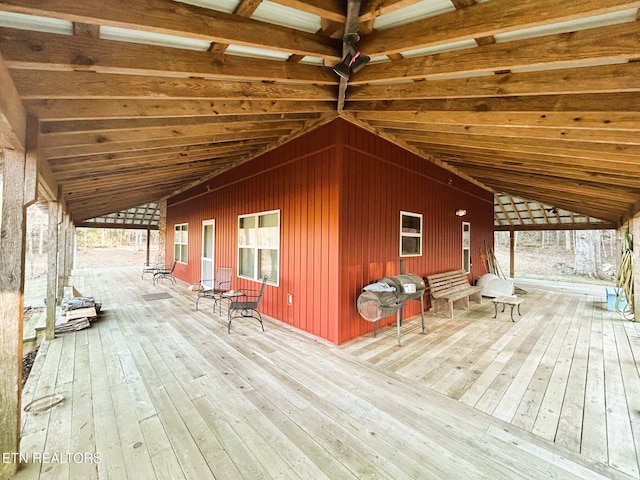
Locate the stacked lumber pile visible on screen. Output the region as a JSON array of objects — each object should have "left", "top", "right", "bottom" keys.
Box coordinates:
[{"left": 55, "top": 290, "right": 102, "bottom": 334}]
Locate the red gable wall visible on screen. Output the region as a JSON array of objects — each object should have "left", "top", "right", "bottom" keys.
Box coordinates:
[
  {"left": 336, "top": 120, "right": 494, "bottom": 343},
  {"left": 166, "top": 118, "right": 494, "bottom": 345}
]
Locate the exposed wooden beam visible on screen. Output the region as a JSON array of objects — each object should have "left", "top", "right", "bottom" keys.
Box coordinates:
[
  {"left": 39, "top": 112, "right": 322, "bottom": 134},
  {"left": 352, "top": 110, "right": 640, "bottom": 131},
  {"left": 0, "top": 53, "right": 26, "bottom": 150},
  {"left": 0, "top": 0, "right": 341, "bottom": 60},
  {"left": 41, "top": 129, "right": 294, "bottom": 159},
  {"left": 24, "top": 99, "right": 336, "bottom": 121},
  {"left": 347, "top": 62, "right": 640, "bottom": 100},
  {"left": 431, "top": 150, "right": 640, "bottom": 192},
  {"left": 358, "top": 0, "right": 423, "bottom": 23},
  {"left": 10, "top": 70, "right": 337, "bottom": 100},
  {"left": 353, "top": 21, "right": 640, "bottom": 85},
  {"left": 48, "top": 141, "right": 271, "bottom": 171},
  {"left": 209, "top": 0, "right": 263, "bottom": 54},
  {"left": 467, "top": 171, "right": 636, "bottom": 206},
  {"left": 348, "top": 92, "right": 640, "bottom": 113},
  {"left": 271, "top": 0, "right": 345, "bottom": 23},
  {"left": 359, "top": 0, "right": 640, "bottom": 57},
  {"left": 494, "top": 222, "right": 617, "bottom": 231},
  {"left": 365, "top": 118, "right": 640, "bottom": 146},
  {"left": 72, "top": 21, "right": 99, "bottom": 38},
  {"left": 50, "top": 148, "right": 264, "bottom": 181},
  {"left": 403, "top": 131, "right": 640, "bottom": 167},
  {"left": 0, "top": 28, "right": 336, "bottom": 86},
  {"left": 431, "top": 149, "right": 640, "bottom": 189},
  {"left": 38, "top": 120, "right": 307, "bottom": 149},
  {"left": 61, "top": 161, "right": 241, "bottom": 191}
]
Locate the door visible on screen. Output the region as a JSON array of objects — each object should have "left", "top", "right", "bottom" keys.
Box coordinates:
[{"left": 201, "top": 220, "right": 215, "bottom": 288}]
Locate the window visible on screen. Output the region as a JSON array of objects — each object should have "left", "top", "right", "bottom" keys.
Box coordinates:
[
  {"left": 174, "top": 223, "right": 188, "bottom": 264},
  {"left": 400, "top": 211, "right": 422, "bottom": 257},
  {"left": 238, "top": 210, "right": 280, "bottom": 285},
  {"left": 462, "top": 222, "right": 471, "bottom": 273}
]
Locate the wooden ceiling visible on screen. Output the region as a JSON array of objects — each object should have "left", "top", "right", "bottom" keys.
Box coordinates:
[{"left": 0, "top": 0, "right": 638, "bottom": 228}]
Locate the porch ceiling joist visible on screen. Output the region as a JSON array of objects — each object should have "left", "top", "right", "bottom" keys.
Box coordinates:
[{"left": 0, "top": 0, "right": 638, "bottom": 227}]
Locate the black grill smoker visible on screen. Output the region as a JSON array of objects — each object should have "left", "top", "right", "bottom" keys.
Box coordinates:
[{"left": 357, "top": 274, "right": 428, "bottom": 346}]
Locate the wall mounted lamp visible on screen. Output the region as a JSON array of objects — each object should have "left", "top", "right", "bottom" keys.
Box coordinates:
[{"left": 455, "top": 209, "right": 467, "bottom": 217}]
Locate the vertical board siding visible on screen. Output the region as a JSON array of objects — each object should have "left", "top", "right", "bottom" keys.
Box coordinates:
[
  {"left": 167, "top": 122, "right": 342, "bottom": 343},
  {"left": 337, "top": 120, "right": 494, "bottom": 343},
  {"left": 167, "top": 119, "right": 494, "bottom": 345}
]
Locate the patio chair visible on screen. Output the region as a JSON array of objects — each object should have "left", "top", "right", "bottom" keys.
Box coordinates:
[
  {"left": 153, "top": 261, "right": 177, "bottom": 285},
  {"left": 227, "top": 275, "right": 268, "bottom": 334},
  {"left": 195, "top": 266, "right": 233, "bottom": 314},
  {"left": 142, "top": 255, "right": 163, "bottom": 279}
]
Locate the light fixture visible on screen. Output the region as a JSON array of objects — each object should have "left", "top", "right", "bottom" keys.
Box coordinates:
[
  {"left": 455, "top": 209, "right": 467, "bottom": 217},
  {"left": 332, "top": 33, "right": 370, "bottom": 80}
]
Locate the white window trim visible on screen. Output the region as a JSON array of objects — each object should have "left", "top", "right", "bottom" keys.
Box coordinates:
[
  {"left": 237, "top": 209, "right": 280, "bottom": 286},
  {"left": 174, "top": 223, "right": 188, "bottom": 264},
  {"left": 400, "top": 210, "right": 423, "bottom": 257}
]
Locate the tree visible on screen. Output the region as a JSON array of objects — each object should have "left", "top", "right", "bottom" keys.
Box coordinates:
[{"left": 574, "top": 230, "right": 602, "bottom": 278}]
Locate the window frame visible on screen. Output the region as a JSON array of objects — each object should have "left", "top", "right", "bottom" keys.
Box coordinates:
[
  {"left": 399, "top": 210, "right": 423, "bottom": 257},
  {"left": 237, "top": 209, "right": 280, "bottom": 286},
  {"left": 174, "top": 223, "right": 188, "bottom": 264}
]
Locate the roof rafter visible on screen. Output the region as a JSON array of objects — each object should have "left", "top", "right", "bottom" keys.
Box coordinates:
[
  {"left": 360, "top": 0, "right": 640, "bottom": 57},
  {"left": 0, "top": 0, "right": 341, "bottom": 60}
]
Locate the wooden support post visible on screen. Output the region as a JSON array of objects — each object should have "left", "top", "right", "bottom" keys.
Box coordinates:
[
  {"left": 57, "top": 215, "right": 68, "bottom": 301},
  {"left": 65, "top": 223, "right": 75, "bottom": 278},
  {"left": 632, "top": 216, "right": 640, "bottom": 318},
  {"left": 158, "top": 200, "right": 167, "bottom": 261},
  {"left": 146, "top": 227, "right": 151, "bottom": 266},
  {"left": 509, "top": 228, "right": 515, "bottom": 278},
  {"left": 0, "top": 149, "right": 29, "bottom": 479},
  {"left": 23, "top": 117, "right": 38, "bottom": 206},
  {"left": 45, "top": 202, "right": 60, "bottom": 340}
]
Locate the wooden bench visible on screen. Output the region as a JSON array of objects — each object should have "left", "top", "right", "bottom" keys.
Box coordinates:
[{"left": 424, "top": 269, "right": 482, "bottom": 319}]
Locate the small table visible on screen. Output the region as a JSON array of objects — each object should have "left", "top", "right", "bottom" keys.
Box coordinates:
[
  {"left": 222, "top": 291, "right": 244, "bottom": 298},
  {"left": 492, "top": 296, "right": 523, "bottom": 322},
  {"left": 221, "top": 290, "right": 244, "bottom": 309}
]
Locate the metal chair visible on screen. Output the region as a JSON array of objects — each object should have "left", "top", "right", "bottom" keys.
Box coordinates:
[
  {"left": 142, "top": 255, "right": 164, "bottom": 280},
  {"left": 153, "top": 261, "right": 177, "bottom": 285},
  {"left": 227, "top": 275, "right": 268, "bottom": 333},
  {"left": 195, "top": 266, "right": 233, "bottom": 314}
]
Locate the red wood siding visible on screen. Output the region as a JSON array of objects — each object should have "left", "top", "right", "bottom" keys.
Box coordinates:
[
  {"left": 167, "top": 122, "right": 341, "bottom": 343},
  {"left": 336, "top": 120, "right": 494, "bottom": 344},
  {"left": 167, "top": 118, "right": 494, "bottom": 345}
]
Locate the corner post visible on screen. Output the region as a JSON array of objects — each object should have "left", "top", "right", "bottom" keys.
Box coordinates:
[{"left": 0, "top": 148, "right": 30, "bottom": 479}]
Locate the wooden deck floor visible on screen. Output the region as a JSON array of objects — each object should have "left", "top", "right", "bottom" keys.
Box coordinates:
[{"left": 11, "top": 268, "right": 640, "bottom": 479}]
